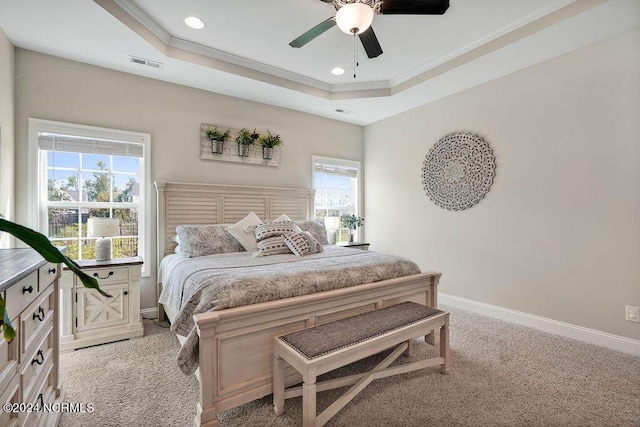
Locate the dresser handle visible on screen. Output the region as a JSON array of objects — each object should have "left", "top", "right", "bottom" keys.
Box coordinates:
[
  {"left": 22, "top": 285, "right": 34, "bottom": 294},
  {"left": 31, "top": 350, "right": 44, "bottom": 365},
  {"left": 32, "top": 306, "right": 45, "bottom": 322},
  {"left": 37, "top": 393, "right": 44, "bottom": 406},
  {"left": 93, "top": 271, "right": 114, "bottom": 280},
  {"left": 48, "top": 267, "right": 56, "bottom": 274},
  {"left": 123, "top": 291, "right": 128, "bottom": 296}
]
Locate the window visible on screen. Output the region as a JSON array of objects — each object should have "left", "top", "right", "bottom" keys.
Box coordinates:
[
  {"left": 28, "top": 119, "right": 150, "bottom": 275},
  {"left": 312, "top": 156, "right": 362, "bottom": 243}
]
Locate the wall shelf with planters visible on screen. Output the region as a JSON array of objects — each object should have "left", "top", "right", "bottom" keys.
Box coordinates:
[{"left": 199, "top": 123, "right": 281, "bottom": 167}]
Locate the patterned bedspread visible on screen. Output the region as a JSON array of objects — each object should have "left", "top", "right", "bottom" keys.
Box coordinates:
[{"left": 159, "top": 246, "right": 421, "bottom": 374}]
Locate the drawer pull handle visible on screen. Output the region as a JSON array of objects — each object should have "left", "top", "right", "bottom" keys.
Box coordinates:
[
  {"left": 48, "top": 267, "right": 57, "bottom": 274},
  {"left": 93, "top": 271, "right": 114, "bottom": 280},
  {"left": 22, "top": 285, "right": 34, "bottom": 294},
  {"left": 31, "top": 350, "right": 45, "bottom": 365},
  {"left": 32, "top": 306, "right": 45, "bottom": 322},
  {"left": 123, "top": 291, "right": 129, "bottom": 296},
  {"left": 37, "top": 393, "right": 44, "bottom": 406}
]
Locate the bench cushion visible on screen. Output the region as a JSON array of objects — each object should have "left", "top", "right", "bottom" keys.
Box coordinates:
[{"left": 279, "top": 302, "right": 443, "bottom": 360}]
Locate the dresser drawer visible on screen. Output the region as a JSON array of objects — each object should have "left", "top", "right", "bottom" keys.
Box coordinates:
[
  {"left": 38, "top": 262, "right": 59, "bottom": 291},
  {"left": 5, "top": 271, "right": 41, "bottom": 320},
  {"left": 20, "top": 323, "right": 53, "bottom": 404},
  {"left": 0, "top": 318, "right": 19, "bottom": 393},
  {"left": 78, "top": 266, "right": 128, "bottom": 285},
  {"left": 0, "top": 374, "right": 19, "bottom": 427},
  {"left": 19, "top": 287, "right": 54, "bottom": 362},
  {"left": 20, "top": 359, "right": 53, "bottom": 427}
]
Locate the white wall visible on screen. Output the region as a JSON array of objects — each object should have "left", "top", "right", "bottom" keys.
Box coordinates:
[
  {"left": 14, "top": 50, "right": 363, "bottom": 310},
  {"left": 0, "top": 26, "right": 15, "bottom": 247},
  {"left": 364, "top": 27, "right": 640, "bottom": 340}
]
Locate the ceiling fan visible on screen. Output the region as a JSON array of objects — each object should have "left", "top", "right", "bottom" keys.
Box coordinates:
[{"left": 289, "top": 0, "right": 450, "bottom": 59}]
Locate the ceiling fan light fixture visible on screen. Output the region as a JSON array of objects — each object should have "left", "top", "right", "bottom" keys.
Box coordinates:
[
  {"left": 335, "top": 2, "right": 374, "bottom": 35},
  {"left": 184, "top": 16, "right": 205, "bottom": 30}
]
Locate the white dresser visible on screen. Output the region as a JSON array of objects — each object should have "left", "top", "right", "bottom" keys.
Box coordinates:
[
  {"left": 0, "top": 248, "right": 64, "bottom": 427},
  {"left": 59, "top": 257, "right": 144, "bottom": 352}
]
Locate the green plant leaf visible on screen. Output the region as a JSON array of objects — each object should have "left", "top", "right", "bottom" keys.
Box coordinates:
[{"left": 0, "top": 296, "right": 16, "bottom": 342}]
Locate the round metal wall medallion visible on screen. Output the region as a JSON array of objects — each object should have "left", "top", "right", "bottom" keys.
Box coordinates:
[{"left": 421, "top": 132, "right": 496, "bottom": 211}]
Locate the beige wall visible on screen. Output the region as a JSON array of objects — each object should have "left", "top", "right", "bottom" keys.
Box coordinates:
[
  {"left": 364, "top": 27, "right": 640, "bottom": 340},
  {"left": 14, "top": 50, "right": 363, "bottom": 310},
  {"left": 0, "top": 26, "right": 15, "bottom": 247}
]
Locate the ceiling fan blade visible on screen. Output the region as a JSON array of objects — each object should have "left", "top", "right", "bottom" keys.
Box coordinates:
[
  {"left": 289, "top": 17, "right": 336, "bottom": 48},
  {"left": 377, "top": 0, "right": 450, "bottom": 15},
  {"left": 358, "top": 27, "right": 383, "bottom": 59}
]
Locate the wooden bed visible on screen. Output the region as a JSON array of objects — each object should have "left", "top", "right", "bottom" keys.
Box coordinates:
[{"left": 155, "top": 181, "right": 441, "bottom": 427}]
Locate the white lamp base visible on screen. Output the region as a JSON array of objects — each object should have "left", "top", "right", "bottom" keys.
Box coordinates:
[{"left": 96, "top": 238, "right": 112, "bottom": 261}]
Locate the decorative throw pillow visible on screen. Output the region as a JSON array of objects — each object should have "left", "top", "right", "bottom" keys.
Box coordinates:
[
  {"left": 282, "top": 231, "right": 324, "bottom": 257},
  {"left": 294, "top": 220, "right": 329, "bottom": 245},
  {"left": 253, "top": 221, "right": 296, "bottom": 243},
  {"left": 176, "top": 224, "right": 245, "bottom": 257},
  {"left": 272, "top": 214, "right": 303, "bottom": 232},
  {"left": 255, "top": 236, "right": 293, "bottom": 257},
  {"left": 226, "top": 212, "right": 263, "bottom": 252}
]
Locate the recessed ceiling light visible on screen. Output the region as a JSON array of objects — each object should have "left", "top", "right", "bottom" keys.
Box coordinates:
[
  {"left": 331, "top": 67, "right": 345, "bottom": 76},
  {"left": 184, "top": 16, "right": 205, "bottom": 30}
]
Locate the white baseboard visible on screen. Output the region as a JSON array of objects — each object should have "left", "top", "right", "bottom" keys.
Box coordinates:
[
  {"left": 140, "top": 307, "right": 158, "bottom": 320},
  {"left": 439, "top": 293, "right": 640, "bottom": 357}
]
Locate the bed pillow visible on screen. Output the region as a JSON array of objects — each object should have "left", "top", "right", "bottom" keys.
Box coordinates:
[
  {"left": 226, "top": 212, "right": 263, "bottom": 252},
  {"left": 255, "top": 236, "right": 292, "bottom": 257},
  {"left": 252, "top": 221, "right": 297, "bottom": 257},
  {"left": 282, "top": 231, "right": 324, "bottom": 257},
  {"left": 176, "top": 224, "right": 245, "bottom": 257},
  {"left": 253, "top": 221, "right": 296, "bottom": 243},
  {"left": 294, "top": 220, "right": 329, "bottom": 245}
]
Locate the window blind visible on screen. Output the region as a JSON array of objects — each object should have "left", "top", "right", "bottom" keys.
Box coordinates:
[
  {"left": 314, "top": 163, "right": 358, "bottom": 178},
  {"left": 38, "top": 133, "right": 144, "bottom": 158}
]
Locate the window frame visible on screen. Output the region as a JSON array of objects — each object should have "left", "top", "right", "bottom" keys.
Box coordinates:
[
  {"left": 28, "top": 118, "right": 151, "bottom": 276},
  {"left": 311, "top": 155, "right": 363, "bottom": 242}
]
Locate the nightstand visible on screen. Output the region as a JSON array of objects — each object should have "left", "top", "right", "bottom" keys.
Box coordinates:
[
  {"left": 59, "top": 257, "right": 144, "bottom": 351},
  {"left": 337, "top": 241, "right": 370, "bottom": 251}
]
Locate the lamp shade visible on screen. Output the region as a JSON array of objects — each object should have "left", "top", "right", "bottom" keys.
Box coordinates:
[
  {"left": 87, "top": 218, "right": 120, "bottom": 238},
  {"left": 336, "top": 2, "right": 374, "bottom": 35}
]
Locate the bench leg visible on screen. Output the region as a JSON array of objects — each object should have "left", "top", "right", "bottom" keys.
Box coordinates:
[
  {"left": 440, "top": 318, "right": 450, "bottom": 374},
  {"left": 302, "top": 378, "right": 317, "bottom": 427},
  {"left": 405, "top": 338, "right": 414, "bottom": 357},
  {"left": 425, "top": 328, "right": 440, "bottom": 346},
  {"left": 273, "top": 354, "right": 285, "bottom": 416}
]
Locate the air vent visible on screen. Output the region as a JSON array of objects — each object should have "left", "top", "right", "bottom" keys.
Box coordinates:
[{"left": 129, "top": 56, "right": 164, "bottom": 69}]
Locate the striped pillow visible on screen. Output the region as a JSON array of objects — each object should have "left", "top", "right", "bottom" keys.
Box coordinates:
[
  {"left": 253, "top": 221, "right": 296, "bottom": 242},
  {"left": 255, "top": 236, "right": 292, "bottom": 257},
  {"left": 282, "top": 231, "right": 324, "bottom": 257}
]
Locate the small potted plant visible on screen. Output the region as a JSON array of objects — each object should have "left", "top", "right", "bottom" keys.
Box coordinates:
[
  {"left": 340, "top": 215, "right": 364, "bottom": 242},
  {"left": 205, "top": 126, "right": 230, "bottom": 154},
  {"left": 235, "top": 128, "right": 256, "bottom": 157},
  {"left": 258, "top": 130, "right": 282, "bottom": 160}
]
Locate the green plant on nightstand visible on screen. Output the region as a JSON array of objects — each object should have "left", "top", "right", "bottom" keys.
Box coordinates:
[
  {"left": 258, "top": 130, "right": 282, "bottom": 160},
  {"left": 340, "top": 215, "right": 364, "bottom": 242}
]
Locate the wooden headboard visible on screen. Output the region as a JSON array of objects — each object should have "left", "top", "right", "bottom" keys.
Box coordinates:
[{"left": 155, "top": 181, "right": 315, "bottom": 260}]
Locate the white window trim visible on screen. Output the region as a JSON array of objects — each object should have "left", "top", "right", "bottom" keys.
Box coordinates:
[
  {"left": 311, "top": 155, "right": 363, "bottom": 241},
  {"left": 28, "top": 118, "right": 152, "bottom": 277}
]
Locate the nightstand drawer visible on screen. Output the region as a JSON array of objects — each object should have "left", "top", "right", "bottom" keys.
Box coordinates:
[
  {"left": 0, "top": 374, "right": 19, "bottom": 427},
  {"left": 19, "top": 287, "right": 53, "bottom": 362},
  {"left": 5, "top": 271, "right": 40, "bottom": 320},
  {"left": 79, "top": 266, "right": 128, "bottom": 285}
]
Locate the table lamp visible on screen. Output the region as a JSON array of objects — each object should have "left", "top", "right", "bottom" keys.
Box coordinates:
[{"left": 87, "top": 218, "right": 120, "bottom": 261}]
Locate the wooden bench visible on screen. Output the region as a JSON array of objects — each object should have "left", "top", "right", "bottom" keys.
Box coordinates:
[{"left": 273, "top": 302, "right": 450, "bottom": 427}]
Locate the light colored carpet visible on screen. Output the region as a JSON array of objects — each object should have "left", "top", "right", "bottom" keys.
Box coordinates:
[{"left": 59, "top": 305, "right": 640, "bottom": 427}]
